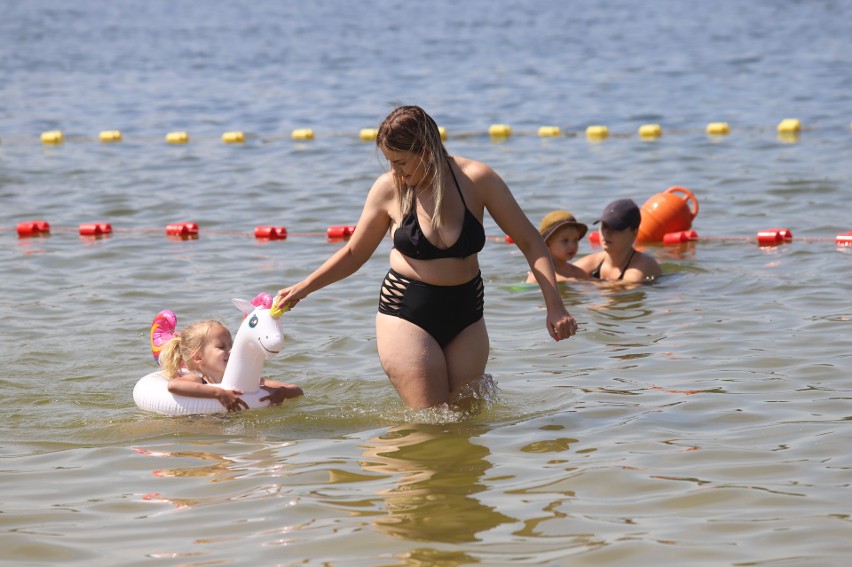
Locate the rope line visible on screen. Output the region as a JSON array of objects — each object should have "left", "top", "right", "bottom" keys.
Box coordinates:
[
  {"left": 4, "top": 118, "right": 845, "bottom": 147},
  {"left": 4, "top": 224, "right": 850, "bottom": 248}
]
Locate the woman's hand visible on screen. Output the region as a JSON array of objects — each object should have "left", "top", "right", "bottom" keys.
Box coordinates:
[
  {"left": 547, "top": 308, "right": 578, "bottom": 342},
  {"left": 274, "top": 286, "right": 300, "bottom": 311}
]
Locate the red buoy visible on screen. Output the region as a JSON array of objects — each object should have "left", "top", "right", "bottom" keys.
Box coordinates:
[
  {"left": 662, "top": 230, "right": 698, "bottom": 245},
  {"left": 756, "top": 228, "right": 793, "bottom": 246},
  {"left": 637, "top": 186, "right": 699, "bottom": 244},
  {"left": 79, "top": 222, "right": 113, "bottom": 236},
  {"left": 327, "top": 225, "right": 356, "bottom": 239},
  {"left": 166, "top": 222, "right": 199, "bottom": 238},
  {"left": 17, "top": 220, "right": 51, "bottom": 237},
  {"left": 835, "top": 231, "right": 852, "bottom": 247},
  {"left": 254, "top": 226, "right": 288, "bottom": 240}
]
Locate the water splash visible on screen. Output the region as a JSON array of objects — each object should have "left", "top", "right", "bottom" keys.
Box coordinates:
[{"left": 398, "top": 374, "right": 503, "bottom": 424}]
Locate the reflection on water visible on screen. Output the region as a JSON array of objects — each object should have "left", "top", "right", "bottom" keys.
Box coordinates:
[
  {"left": 359, "top": 423, "right": 514, "bottom": 544},
  {"left": 134, "top": 445, "right": 242, "bottom": 480},
  {"left": 586, "top": 287, "right": 651, "bottom": 320},
  {"left": 132, "top": 442, "right": 298, "bottom": 511}
]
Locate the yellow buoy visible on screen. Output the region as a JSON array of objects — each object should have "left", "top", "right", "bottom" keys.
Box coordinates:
[
  {"left": 99, "top": 130, "right": 123, "bottom": 142},
  {"left": 359, "top": 128, "right": 378, "bottom": 141},
  {"left": 438, "top": 126, "right": 447, "bottom": 141},
  {"left": 222, "top": 131, "right": 245, "bottom": 143},
  {"left": 537, "top": 126, "right": 561, "bottom": 137},
  {"left": 41, "top": 130, "right": 64, "bottom": 144},
  {"left": 586, "top": 125, "right": 609, "bottom": 140},
  {"left": 777, "top": 118, "right": 801, "bottom": 134},
  {"left": 639, "top": 124, "right": 662, "bottom": 138},
  {"left": 291, "top": 128, "right": 315, "bottom": 140},
  {"left": 488, "top": 124, "right": 512, "bottom": 137},
  {"left": 706, "top": 122, "right": 730, "bottom": 135},
  {"left": 166, "top": 131, "right": 189, "bottom": 144}
]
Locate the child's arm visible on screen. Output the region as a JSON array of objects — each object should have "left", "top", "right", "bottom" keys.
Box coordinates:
[
  {"left": 566, "top": 263, "right": 590, "bottom": 280},
  {"left": 259, "top": 378, "right": 304, "bottom": 405},
  {"left": 167, "top": 379, "right": 249, "bottom": 412}
]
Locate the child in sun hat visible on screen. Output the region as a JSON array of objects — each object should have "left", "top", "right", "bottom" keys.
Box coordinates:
[{"left": 526, "top": 210, "right": 590, "bottom": 283}]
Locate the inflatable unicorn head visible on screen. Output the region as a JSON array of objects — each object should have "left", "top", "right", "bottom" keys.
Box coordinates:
[{"left": 223, "top": 294, "right": 286, "bottom": 393}]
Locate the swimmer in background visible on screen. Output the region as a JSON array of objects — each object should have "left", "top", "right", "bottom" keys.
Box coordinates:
[
  {"left": 526, "top": 210, "right": 589, "bottom": 283},
  {"left": 573, "top": 198, "right": 662, "bottom": 283},
  {"left": 158, "top": 320, "right": 303, "bottom": 412}
]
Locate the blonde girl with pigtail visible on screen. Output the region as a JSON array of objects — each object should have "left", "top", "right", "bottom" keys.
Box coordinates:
[{"left": 158, "top": 319, "right": 302, "bottom": 412}]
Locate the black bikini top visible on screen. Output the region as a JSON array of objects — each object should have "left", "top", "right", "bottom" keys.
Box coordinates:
[
  {"left": 590, "top": 249, "right": 636, "bottom": 280},
  {"left": 393, "top": 163, "right": 485, "bottom": 260}
]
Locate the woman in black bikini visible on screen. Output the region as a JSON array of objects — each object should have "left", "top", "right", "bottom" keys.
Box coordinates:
[
  {"left": 275, "top": 105, "right": 577, "bottom": 409},
  {"left": 574, "top": 199, "right": 662, "bottom": 283}
]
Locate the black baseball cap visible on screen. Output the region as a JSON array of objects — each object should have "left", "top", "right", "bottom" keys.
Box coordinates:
[{"left": 594, "top": 199, "right": 641, "bottom": 231}]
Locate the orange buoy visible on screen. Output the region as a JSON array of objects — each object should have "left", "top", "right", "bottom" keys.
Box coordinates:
[
  {"left": 637, "top": 186, "right": 699, "bottom": 244},
  {"left": 588, "top": 231, "right": 601, "bottom": 246}
]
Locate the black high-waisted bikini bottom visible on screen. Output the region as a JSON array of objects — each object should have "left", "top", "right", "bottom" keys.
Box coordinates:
[{"left": 378, "top": 268, "right": 484, "bottom": 348}]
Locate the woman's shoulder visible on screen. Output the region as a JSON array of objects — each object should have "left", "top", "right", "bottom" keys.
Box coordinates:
[
  {"left": 636, "top": 249, "right": 657, "bottom": 260},
  {"left": 367, "top": 172, "right": 398, "bottom": 201},
  {"left": 454, "top": 156, "right": 498, "bottom": 181},
  {"left": 634, "top": 250, "right": 662, "bottom": 275},
  {"left": 453, "top": 157, "right": 510, "bottom": 207},
  {"left": 371, "top": 170, "right": 394, "bottom": 189}
]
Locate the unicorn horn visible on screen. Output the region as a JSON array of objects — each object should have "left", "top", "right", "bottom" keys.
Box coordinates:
[{"left": 269, "top": 302, "right": 289, "bottom": 319}]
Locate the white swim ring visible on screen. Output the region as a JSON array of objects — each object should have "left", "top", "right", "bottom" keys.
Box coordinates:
[{"left": 132, "top": 371, "right": 275, "bottom": 416}]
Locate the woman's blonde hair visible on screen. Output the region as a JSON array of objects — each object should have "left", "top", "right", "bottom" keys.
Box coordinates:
[
  {"left": 158, "top": 320, "right": 226, "bottom": 379},
  {"left": 377, "top": 105, "right": 450, "bottom": 230}
]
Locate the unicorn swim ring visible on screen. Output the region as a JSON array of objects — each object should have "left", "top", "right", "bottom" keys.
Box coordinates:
[{"left": 133, "top": 293, "right": 288, "bottom": 415}]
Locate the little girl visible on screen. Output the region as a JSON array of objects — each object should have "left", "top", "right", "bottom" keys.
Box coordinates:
[
  {"left": 158, "top": 320, "right": 303, "bottom": 412},
  {"left": 527, "top": 210, "right": 589, "bottom": 283}
]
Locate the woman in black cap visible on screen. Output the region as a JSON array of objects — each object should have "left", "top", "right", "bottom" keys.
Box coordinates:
[{"left": 574, "top": 199, "right": 662, "bottom": 282}]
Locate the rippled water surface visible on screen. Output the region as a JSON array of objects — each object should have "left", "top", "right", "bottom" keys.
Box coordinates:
[{"left": 2, "top": 1, "right": 851, "bottom": 565}]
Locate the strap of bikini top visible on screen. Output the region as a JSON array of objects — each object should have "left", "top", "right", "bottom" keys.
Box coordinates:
[
  {"left": 618, "top": 249, "right": 637, "bottom": 280},
  {"left": 447, "top": 159, "right": 466, "bottom": 206}
]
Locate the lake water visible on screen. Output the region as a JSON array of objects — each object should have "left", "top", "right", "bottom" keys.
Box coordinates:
[{"left": 2, "top": 1, "right": 851, "bottom": 565}]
